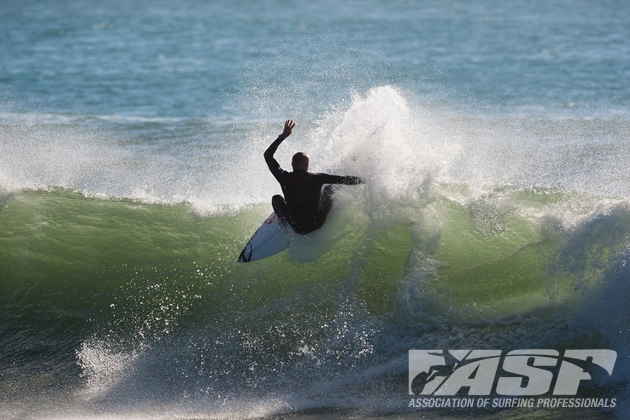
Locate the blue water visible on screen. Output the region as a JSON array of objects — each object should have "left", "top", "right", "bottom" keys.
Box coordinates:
[{"left": 1, "top": 0, "right": 630, "bottom": 419}]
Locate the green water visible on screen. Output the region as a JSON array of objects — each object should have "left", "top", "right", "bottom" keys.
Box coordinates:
[{"left": 1, "top": 186, "right": 627, "bottom": 419}]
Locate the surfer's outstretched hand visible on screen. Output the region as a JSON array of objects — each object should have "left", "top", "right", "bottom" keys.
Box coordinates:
[{"left": 281, "top": 120, "right": 295, "bottom": 139}]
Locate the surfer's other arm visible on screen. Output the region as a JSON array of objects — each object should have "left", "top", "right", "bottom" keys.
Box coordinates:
[{"left": 318, "top": 173, "right": 364, "bottom": 185}]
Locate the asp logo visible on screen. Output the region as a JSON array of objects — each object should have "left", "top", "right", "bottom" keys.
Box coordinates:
[{"left": 409, "top": 349, "right": 617, "bottom": 396}]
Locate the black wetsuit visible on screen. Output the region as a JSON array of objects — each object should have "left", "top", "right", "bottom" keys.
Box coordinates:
[{"left": 264, "top": 135, "right": 363, "bottom": 234}]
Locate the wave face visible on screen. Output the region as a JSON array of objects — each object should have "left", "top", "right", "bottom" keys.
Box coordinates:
[
  {"left": 2, "top": 97, "right": 630, "bottom": 417},
  {"left": 2, "top": 0, "right": 630, "bottom": 417}
]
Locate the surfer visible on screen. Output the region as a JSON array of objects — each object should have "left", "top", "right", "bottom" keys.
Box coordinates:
[{"left": 264, "top": 120, "right": 364, "bottom": 235}]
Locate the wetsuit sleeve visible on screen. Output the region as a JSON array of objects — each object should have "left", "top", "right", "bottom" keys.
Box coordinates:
[
  {"left": 316, "top": 174, "right": 365, "bottom": 185},
  {"left": 264, "top": 135, "right": 287, "bottom": 181}
]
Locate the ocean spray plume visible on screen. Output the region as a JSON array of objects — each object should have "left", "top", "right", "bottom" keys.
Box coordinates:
[{"left": 306, "top": 86, "right": 448, "bottom": 227}]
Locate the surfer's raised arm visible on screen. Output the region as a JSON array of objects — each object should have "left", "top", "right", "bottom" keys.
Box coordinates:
[{"left": 264, "top": 120, "right": 295, "bottom": 177}]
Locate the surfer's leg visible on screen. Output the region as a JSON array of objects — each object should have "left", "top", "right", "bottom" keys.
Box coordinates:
[
  {"left": 320, "top": 185, "right": 334, "bottom": 218},
  {"left": 272, "top": 195, "right": 291, "bottom": 224},
  {"left": 313, "top": 185, "right": 335, "bottom": 230}
]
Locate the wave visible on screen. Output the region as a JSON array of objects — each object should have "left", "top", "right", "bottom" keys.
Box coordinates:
[
  {"left": 0, "top": 112, "right": 188, "bottom": 125},
  {"left": 1, "top": 182, "right": 628, "bottom": 418}
]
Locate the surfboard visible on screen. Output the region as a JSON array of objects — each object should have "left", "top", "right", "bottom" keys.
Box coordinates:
[{"left": 238, "top": 212, "right": 292, "bottom": 262}]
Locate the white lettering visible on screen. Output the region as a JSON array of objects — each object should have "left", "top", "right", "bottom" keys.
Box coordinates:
[
  {"left": 434, "top": 351, "right": 501, "bottom": 396},
  {"left": 554, "top": 350, "right": 617, "bottom": 395},
  {"left": 497, "top": 351, "right": 558, "bottom": 395}
]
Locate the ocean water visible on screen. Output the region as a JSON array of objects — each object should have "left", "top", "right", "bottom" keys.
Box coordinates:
[{"left": 1, "top": 0, "right": 630, "bottom": 419}]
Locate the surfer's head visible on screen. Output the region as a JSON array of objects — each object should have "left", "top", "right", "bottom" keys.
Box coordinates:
[{"left": 292, "top": 152, "right": 309, "bottom": 171}]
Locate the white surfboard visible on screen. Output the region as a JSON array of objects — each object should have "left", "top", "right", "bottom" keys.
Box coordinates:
[{"left": 238, "top": 212, "right": 292, "bottom": 262}]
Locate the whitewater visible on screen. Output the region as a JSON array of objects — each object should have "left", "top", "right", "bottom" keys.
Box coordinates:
[{"left": 1, "top": 0, "right": 630, "bottom": 419}]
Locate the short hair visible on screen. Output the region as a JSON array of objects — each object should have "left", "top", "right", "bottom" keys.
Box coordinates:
[{"left": 292, "top": 152, "right": 309, "bottom": 169}]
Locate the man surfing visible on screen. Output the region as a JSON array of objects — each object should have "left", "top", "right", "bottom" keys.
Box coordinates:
[{"left": 264, "top": 120, "right": 364, "bottom": 234}]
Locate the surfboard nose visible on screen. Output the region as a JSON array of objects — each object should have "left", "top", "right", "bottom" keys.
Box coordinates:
[{"left": 238, "top": 243, "right": 253, "bottom": 262}]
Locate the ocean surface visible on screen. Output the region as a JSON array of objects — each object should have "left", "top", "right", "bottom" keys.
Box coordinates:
[{"left": 1, "top": 0, "right": 630, "bottom": 419}]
